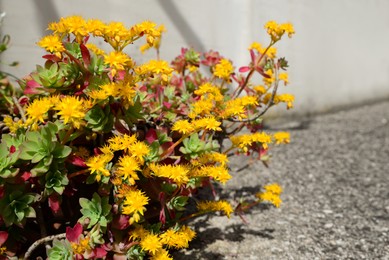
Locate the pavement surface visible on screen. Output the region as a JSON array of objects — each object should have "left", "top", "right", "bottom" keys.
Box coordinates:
[{"left": 173, "top": 100, "right": 389, "bottom": 260}]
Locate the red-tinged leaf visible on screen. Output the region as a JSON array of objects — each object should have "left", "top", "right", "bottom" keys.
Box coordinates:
[
  {"left": 250, "top": 49, "right": 256, "bottom": 62},
  {"left": 0, "top": 186, "right": 4, "bottom": 199},
  {"left": 66, "top": 222, "right": 83, "bottom": 242},
  {"left": 163, "top": 101, "right": 172, "bottom": 109},
  {"left": 114, "top": 119, "right": 130, "bottom": 135},
  {"left": 117, "top": 70, "right": 126, "bottom": 80},
  {"left": 18, "top": 96, "right": 29, "bottom": 106},
  {"left": 92, "top": 247, "right": 108, "bottom": 258},
  {"left": 48, "top": 194, "right": 61, "bottom": 214},
  {"left": 239, "top": 66, "right": 250, "bottom": 73},
  {"left": 111, "top": 215, "right": 130, "bottom": 230},
  {"left": 160, "top": 207, "right": 166, "bottom": 225},
  {"left": 145, "top": 128, "right": 158, "bottom": 144},
  {"left": 255, "top": 66, "right": 271, "bottom": 78},
  {"left": 42, "top": 54, "right": 62, "bottom": 62},
  {"left": 20, "top": 171, "right": 32, "bottom": 181},
  {"left": 0, "top": 231, "right": 8, "bottom": 246},
  {"left": 80, "top": 43, "right": 91, "bottom": 66},
  {"left": 9, "top": 145, "right": 16, "bottom": 154},
  {"left": 24, "top": 80, "right": 42, "bottom": 95},
  {"left": 68, "top": 155, "right": 87, "bottom": 167},
  {"left": 83, "top": 35, "right": 90, "bottom": 45}
]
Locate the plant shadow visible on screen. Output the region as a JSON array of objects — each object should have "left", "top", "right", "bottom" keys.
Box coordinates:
[{"left": 172, "top": 185, "right": 276, "bottom": 259}]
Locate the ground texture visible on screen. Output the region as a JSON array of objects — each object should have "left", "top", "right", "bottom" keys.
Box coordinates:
[{"left": 173, "top": 100, "right": 389, "bottom": 260}]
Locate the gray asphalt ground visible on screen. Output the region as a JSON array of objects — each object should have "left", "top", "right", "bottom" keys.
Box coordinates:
[{"left": 173, "top": 100, "right": 389, "bottom": 259}]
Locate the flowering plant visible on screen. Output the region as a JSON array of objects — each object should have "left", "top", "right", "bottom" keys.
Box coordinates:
[{"left": 0, "top": 16, "right": 294, "bottom": 259}]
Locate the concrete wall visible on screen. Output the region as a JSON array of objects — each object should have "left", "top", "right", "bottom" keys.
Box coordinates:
[{"left": 1, "top": 0, "right": 389, "bottom": 117}]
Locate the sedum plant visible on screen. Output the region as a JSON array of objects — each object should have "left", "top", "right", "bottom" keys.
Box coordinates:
[{"left": 0, "top": 16, "right": 295, "bottom": 259}]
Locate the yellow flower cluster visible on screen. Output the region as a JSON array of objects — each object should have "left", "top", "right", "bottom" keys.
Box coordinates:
[
  {"left": 129, "top": 225, "right": 196, "bottom": 259},
  {"left": 171, "top": 116, "right": 222, "bottom": 134},
  {"left": 71, "top": 237, "right": 91, "bottom": 256},
  {"left": 273, "top": 132, "right": 290, "bottom": 144},
  {"left": 135, "top": 60, "right": 174, "bottom": 83},
  {"left": 213, "top": 58, "right": 234, "bottom": 81},
  {"left": 256, "top": 183, "right": 283, "bottom": 208},
  {"left": 24, "top": 95, "right": 90, "bottom": 130},
  {"left": 122, "top": 189, "right": 149, "bottom": 225},
  {"left": 265, "top": 20, "right": 295, "bottom": 42},
  {"left": 264, "top": 93, "right": 295, "bottom": 109},
  {"left": 45, "top": 16, "right": 163, "bottom": 51},
  {"left": 191, "top": 165, "right": 231, "bottom": 184},
  {"left": 220, "top": 95, "right": 258, "bottom": 119},
  {"left": 197, "top": 200, "right": 234, "bottom": 217},
  {"left": 230, "top": 132, "right": 273, "bottom": 152},
  {"left": 103, "top": 51, "right": 133, "bottom": 76},
  {"left": 88, "top": 79, "right": 136, "bottom": 108},
  {"left": 249, "top": 42, "right": 277, "bottom": 59},
  {"left": 149, "top": 164, "right": 190, "bottom": 186}
]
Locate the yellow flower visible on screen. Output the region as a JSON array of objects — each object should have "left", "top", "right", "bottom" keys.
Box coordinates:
[
  {"left": 85, "top": 43, "right": 105, "bottom": 56},
  {"left": 150, "top": 249, "right": 173, "bottom": 260},
  {"left": 25, "top": 97, "right": 53, "bottom": 125},
  {"left": 122, "top": 189, "right": 149, "bottom": 223},
  {"left": 116, "top": 155, "right": 140, "bottom": 185},
  {"left": 230, "top": 132, "right": 272, "bottom": 151},
  {"left": 249, "top": 42, "right": 277, "bottom": 58},
  {"left": 172, "top": 120, "right": 195, "bottom": 135},
  {"left": 189, "top": 99, "right": 214, "bottom": 118},
  {"left": 263, "top": 69, "right": 275, "bottom": 86},
  {"left": 279, "top": 72, "right": 289, "bottom": 85},
  {"left": 198, "top": 152, "right": 229, "bottom": 167},
  {"left": 265, "top": 20, "right": 295, "bottom": 42},
  {"left": 253, "top": 85, "right": 267, "bottom": 95},
  {"left": 249, "top": 42, "right": 264, "bottom": 53},
  {"left": 140, "top": 233, "right": 163, "bottom": 255},
  {"left": 280, "top": 22, "right": 295, "bottom": 38},
  {"left": 3, "top": 117, "right": 24, "bottom": 133},
  {"left": 256, "top": 183, "right": 283, "bottom": 208},
  {"left": 192, "top": 117, "right": 222, "bottom": 131},
  {"left": 86, "top": 154, "right": 113, "bottom": 181},
  {"left": 128, "top": 141, "right": 150, "bottom": 164},
  {"left": 256, "top": 191, "right": 282, "bottom": 208},
  {"left": 37, "top": 35, "right": 65, "bottom": 53},
  {"left": 71, "top": 237, "right": 91, "bottom": 255},
  {"left": 213, "top": 58, "right": 234, "bottom": 81},
  {"left": 176, "top": 225, "right": 196, "bottom": 248},
  {"left": 191, "top": 165, "right": 231, "bottom": 184},
  {"left": 104, "top": 51, "right": 133, "bottom": 75},
  {"left": 135, "top": 60, "right": 174, "bottom": 82},
  {"left": 149, "top": 164, "right": 190, "bottom": 186},
  {"left": 49, "top": 16, "right": 89, "bottom": 42},
  {"left": 140, "top": 24, "right": 166, "bottom": 54},
  {"left": 219, "top": 99, "right": 246, "bottom": 119},
  {"left": 194, "top": 82, "right": 224, "bottom": 102},
  {"left": 276, "top": 93, "right": 295, "bottom": 109},
  {"left": 264, "top": 183, "right": 283, "bottom": 195},
  {"left": 54, "top": 96, "right": 87, "bottom": 129},
  {"left": 86, "top": 19, "right": 106, "bottom": 37},
  {"left": 129, "top": 225, "right": 149, "bottom": 241},
  {"left": 0, "top": 246, "right": 6, "bottom": 255},
  {"left": 108, "top": 134, "right": 137, "bottom": 151},
  {"left": 159, "top": 229, "right": 179, "bottom": 248},
  {"left": 273, "top": 132, "right": 290, "bottom": 144},
  {"left": 197, "top": 200, "right": 234, "bottom": 217}
]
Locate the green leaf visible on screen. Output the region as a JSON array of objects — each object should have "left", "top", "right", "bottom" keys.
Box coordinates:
[
  {"left": 47, "top": 239, "right": 73, "bottom": 260},
  {"left": 167, "top": 196, "right": 189, "bottom": 211}
]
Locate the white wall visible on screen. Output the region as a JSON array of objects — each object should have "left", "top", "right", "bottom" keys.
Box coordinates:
[{"left": 1, "top": 0, "right": 389, "bottom": 117}]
